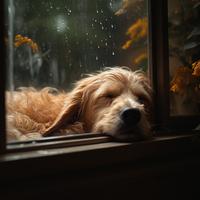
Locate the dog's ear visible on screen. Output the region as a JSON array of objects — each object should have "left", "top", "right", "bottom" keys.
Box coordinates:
[
  {"left": 43, "top": 75, "right": 98, "bottom": 136},
  {"left": 43, "top": 89, "right": 82, "bottom": 136}
]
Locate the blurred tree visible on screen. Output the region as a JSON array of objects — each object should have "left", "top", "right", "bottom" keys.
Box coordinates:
[{"left": 6, "top": 0, "right": 148, "bottom": 89}]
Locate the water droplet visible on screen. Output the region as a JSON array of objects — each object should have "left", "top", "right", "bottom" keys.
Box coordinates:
[
  {"left": 97, "top": 45, "right": 100, "bottom": 49},
  {"left": 109, "top": 35, "right": 112, "bottom": 38},
  {"left": 101, "top": 26, "right": 104, "bottom": 30},
  {"left": 80, "top": 61, "right": 82, "bottom": 68},
  {"left": 112, "top": 51, "right": 115, "bottom": 56},
  {"left": 94, "top": 34, "right": 97, "bottom": 38},
  {"left": 105, "top": 42, "right": 108, "bottom": 46},
  {"left": 96, "top": 10, "right": 99, "bottom": 14},
  {"left": 66, "top": 9, "right": 72, "bottom": 16},
  {"left": 95, "top": 56, "right": 99, "bottom": 61},
  {"left": 111, "top": 24, "right": 114, "bottom": 28}
]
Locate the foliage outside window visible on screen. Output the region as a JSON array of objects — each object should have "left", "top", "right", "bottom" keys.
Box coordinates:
[{"left": 168, "top": 0, "right": 200, "bottom": 116}]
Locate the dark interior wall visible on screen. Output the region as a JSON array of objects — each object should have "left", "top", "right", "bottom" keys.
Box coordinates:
[{"left": 1, "top": 153, "right": 200, "bottom": 200}]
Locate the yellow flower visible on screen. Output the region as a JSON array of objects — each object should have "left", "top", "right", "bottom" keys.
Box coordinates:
[
  {"left": 133, "top": 52, "right": 147, "bottom": 65},
  {"left": 192, "top": 60, "right": 200, "bottom": 77},
  {"left": 122, "top": 17, "right": 148, "bottom": 50},
  {"left": 14, "top": 34, "right": 39, "bottom": 53},
  {"left": 170, "top": 66, "right": 193, "bottom": 94},
  {"left": 170, "top": 83, "right": 179, "bottom": 93}
]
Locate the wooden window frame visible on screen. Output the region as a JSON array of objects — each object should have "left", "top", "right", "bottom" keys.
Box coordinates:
[
  {"left": 0, "top": 0, "right": 6, "bottom": 153},
  {"left": 149, "top": 0, "right": 200, "bottom": 132},
  {"left": 0, "top": 0, "right": 200, "bottom": 170}
]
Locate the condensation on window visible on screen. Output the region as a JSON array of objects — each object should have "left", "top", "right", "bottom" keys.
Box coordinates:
[{"left": 5, "top": 0, "right": 148, "bottom": 90}]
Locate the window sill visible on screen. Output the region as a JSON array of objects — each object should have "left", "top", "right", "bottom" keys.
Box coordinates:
[{"left": 0, "top": 132, "right": 200, "bottom": 181}]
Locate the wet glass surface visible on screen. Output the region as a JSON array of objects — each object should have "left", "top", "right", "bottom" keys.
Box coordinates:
[{"left": 5, "top": 0, "right": 148, "bottom": 90}]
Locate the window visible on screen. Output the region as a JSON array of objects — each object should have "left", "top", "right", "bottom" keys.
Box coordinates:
[
  {"left": 168, "top": 0, "right": 200, "bottom": 116},
  {"left": 0, "top": 0, "right": 199, "bottom": 155},
  {"left": 149, "top": 0, "right": 200, "bottom": 131},
  {"left": 168, "top": 0, "right": 200, "bottom": 129},
  {"left": 4, "top": 0, "right": 149, "bottom": 145}
]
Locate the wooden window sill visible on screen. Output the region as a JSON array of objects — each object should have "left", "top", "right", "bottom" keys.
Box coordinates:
[{"left": 0, "top": 132, "right": 200, "bottom": 181}]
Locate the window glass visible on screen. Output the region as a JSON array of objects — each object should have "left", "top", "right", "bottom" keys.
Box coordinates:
[
  {"left": 5, "top": 0, "right": 148, "bottom": 142},
  {"left": 168, "top": 0, "right": 200, "bottom": 116}
]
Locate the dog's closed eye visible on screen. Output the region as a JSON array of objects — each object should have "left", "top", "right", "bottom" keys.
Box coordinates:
[
  {"left": 104, "top": 93, "right": 117, "bottom": 99},
  {"left": 137, "top": 95, "right": 148, "bottom": 104}
]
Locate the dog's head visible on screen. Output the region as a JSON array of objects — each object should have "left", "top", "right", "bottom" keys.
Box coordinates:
[{"left": 44, "top": 67, "right": 152, "bottom": 141}]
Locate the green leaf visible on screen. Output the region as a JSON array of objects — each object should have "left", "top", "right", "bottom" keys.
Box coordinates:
[
  {"left": 187, "top": 27, "right": 200, "bottom": 39},
  {"left": 184, "top": 41, "right": 200, "bottom": 50}
]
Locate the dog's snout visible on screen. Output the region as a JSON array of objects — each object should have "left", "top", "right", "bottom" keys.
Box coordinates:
[{"left": 120, "top": 108, "right": 141, "bottom": 125}]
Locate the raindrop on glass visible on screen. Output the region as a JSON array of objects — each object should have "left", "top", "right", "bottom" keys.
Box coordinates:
[{"left": 80, "top": 61, "right": 82, "bottom": 68}]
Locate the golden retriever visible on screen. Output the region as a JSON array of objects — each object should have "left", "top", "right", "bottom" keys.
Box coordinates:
[{"left": 6, "top": 67, "right": 152, "bottom": 142}]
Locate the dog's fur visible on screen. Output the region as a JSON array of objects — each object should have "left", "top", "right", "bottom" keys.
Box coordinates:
[{"left": 6, "top": 67, "right": 152, "bottom": 142}]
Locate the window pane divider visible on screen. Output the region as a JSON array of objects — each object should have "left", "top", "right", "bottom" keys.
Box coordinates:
[
  {"left": 7, "top": 134, "right": 112, "bottom": 153},
  {"left": 148, "top": 0, "right": 170, "bottom": 130}
]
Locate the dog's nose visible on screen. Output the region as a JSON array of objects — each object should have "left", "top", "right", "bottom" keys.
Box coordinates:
[{"left": 120, "top": 108, "right": 141, "bottom": 125}]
